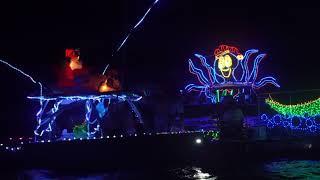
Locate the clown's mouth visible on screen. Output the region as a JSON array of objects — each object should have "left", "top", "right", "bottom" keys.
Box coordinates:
[{"left": 220, "top": 68, "right": 232, "bottom": 78}]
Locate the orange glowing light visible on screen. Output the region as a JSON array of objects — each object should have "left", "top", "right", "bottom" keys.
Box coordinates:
[
  {"left": 69, "top": 57, "right": 83, "bottom": 71},
  {"left": 98, "top": 80, "right": 116, "bottom": 93}
]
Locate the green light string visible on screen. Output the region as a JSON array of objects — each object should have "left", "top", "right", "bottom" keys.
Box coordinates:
[
  {"left": 204, "top": 131, "right": 220, "bottom": 140},
  {"left": 265, "top": 97, "right": 320, "bottom": 117}
]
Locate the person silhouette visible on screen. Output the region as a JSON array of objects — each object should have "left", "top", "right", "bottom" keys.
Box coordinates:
[{"left": 219, "top": 95, "right": 245, "bottom": 139}]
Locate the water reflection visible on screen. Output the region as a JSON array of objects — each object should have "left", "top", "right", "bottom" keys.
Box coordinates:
[
  {"left": 9, "top": 160, "right": 320, "bottom": 179},
  {"left": 169, "top": 167, "right": 217, "bottom": 180},
  {"left": 17, "top": 167, "right": 216, "bottom": 180},
  {"left": 264, "top": 160, "right": 320, "bottom": 179}
]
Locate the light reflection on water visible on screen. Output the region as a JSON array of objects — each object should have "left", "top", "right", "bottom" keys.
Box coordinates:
[
  {"left": 264, "top": 160, "right": 320, "bottom": 179},
  {"left": 169, "top": 167, "right": 217, "bottom": 180},
  {"left": 16, "top": 167, "right": 216, "bottom": 180},
  {"left": 6, "top": 160, "right": 320, "bottom": 179}
]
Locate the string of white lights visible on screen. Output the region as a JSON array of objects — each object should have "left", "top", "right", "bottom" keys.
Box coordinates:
[
  {"left": 102, "top": 0, "right": 160, "bottom": 74},
  {"left": 0, "top": 129, "right": 218, "bottom": 153},
  {"left": 0, "top": 59, "right": 44, "bottom": 100}
]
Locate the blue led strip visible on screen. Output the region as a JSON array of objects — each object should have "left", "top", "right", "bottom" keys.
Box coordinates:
[
  {"left": 185, "top": 84, "right": 206, "bottom": 92},
  {"left": 205, "top": 89, "right": 216, "bottom": 103},
  {"left": 248, "top": 54, "right": 266, "bottom": 82},
  {"left": 85, "top": 100, "right": 93, "bottom": 136},
  {"left": 243, "top": 49, "right": 259, "bottom": 82},
  {"left": 261, "top": 114, "right": 320, "bottom": 132},
  {"left": 253, "top": 77, "right": 280, "bottom": 89},
  {"left": 127, "top": 99, "right": 144, "bottom": 124},
  {"left": 188, "top": 59, "right": 210, "bottom": 85},
  {"left": 195, "top": 54, "right": 215, "bottom": 85},
  {"left": 34, "top": 100, "right": 62, "bottom": 137},
  {"left": 27, "top": 94, "right": 142, "bottom": 102},
  {"left": 240, "top": 49, "right": 258, "bottom": 81}
]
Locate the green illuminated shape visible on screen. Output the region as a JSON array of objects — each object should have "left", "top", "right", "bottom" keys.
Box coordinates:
[
  {"left": 216, "top": 90, "right": 220, "bottom": 102},
  {"left": 73, "top": 123, "right": 87, "bottom": 138},
  {"left": 265, "top": 97, "right": 320, "bottom": 117},
  {"left": 205, "top": 131, "right": 220, "bottom": 140},
  {"left": 222, "top": 90, "right": 227, "bottom": 96}
]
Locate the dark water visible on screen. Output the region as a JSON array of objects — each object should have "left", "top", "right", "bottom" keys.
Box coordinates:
[{"left": 4, "top": 160, "right": 320, "bottom": 179}]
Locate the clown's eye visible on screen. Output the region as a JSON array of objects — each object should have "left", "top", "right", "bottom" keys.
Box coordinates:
[
  {"left": 218, "top": 57, "right": 224, "bottom": 68},
  {"left": 224, "top": 55, "right": 232, "bottom": 67}
]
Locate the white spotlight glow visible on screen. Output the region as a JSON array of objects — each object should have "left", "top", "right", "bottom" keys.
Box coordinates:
[{"left": 195, "top": 138, "right": 202, "bottom": 144}]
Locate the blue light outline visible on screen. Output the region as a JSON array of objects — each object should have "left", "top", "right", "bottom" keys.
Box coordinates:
[
  {"left": 188, "top": 59, "right": 210, "bottom": 85},
  {"left": 195, "top": 54, "right": 215, "bottom": 85},
  {"left": 261, "top": 114, "right": 320, "bottom": 132}
]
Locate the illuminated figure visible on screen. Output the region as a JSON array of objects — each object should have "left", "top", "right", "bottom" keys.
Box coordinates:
[
  {"left": 185, "top": 44, "right": 280, "bottom": 103},
  {"left": 56, "top": 48, "right": 122, "bottom": 93},
  {"left": 215, "top": 45, "right": 244, "bottom": 78},
  {"left": 66, "top": 48, "right": 82, "bottom": 71},
  {"left": 57, "top": 48, "right": 88, "bottom": 88}
]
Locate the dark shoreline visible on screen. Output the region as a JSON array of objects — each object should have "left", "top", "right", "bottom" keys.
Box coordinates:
[{"left": 1, "top": 132, "right": 319, "bottom": 172}]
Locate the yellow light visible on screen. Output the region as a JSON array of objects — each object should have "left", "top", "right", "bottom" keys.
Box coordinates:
[
  {"left": 99, "top": 84, "right": 111, "bottom": 92},
  {"left": 217, "top": 54, "right": 232, "bottom": 78},
  {"left": 236, "top": 54, "right": 244, "bottom": 60}
]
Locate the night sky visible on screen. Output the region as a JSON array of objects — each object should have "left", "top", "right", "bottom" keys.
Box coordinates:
[{"left": 0, "top": 1, "right": 319, "bottom": 138}]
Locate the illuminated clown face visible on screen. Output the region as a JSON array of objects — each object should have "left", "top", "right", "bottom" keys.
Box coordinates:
[
  {"left": 217, "top": 54, "right": 233, "bottom": 78},
  {"left": 214, "top": 45, "right": 244, "bottom": 79}
]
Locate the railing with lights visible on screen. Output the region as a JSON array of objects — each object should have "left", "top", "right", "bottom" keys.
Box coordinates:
[
  {"left": 27, "top": 92, "right": 143, "bottom": 141},
  {"left": 0, "top": 130, "right": 220, "bottom": 153}
]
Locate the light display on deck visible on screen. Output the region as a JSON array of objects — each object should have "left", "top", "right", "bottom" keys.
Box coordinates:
[
  {"left": 185, "top": 45, "right": 280, "bottom": 103},
  {"left": 28, "top": 93, "right": 143, "bottom": 139},
  {"left": 262, "top": 97, "right": 320, "bottom": 132}
]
